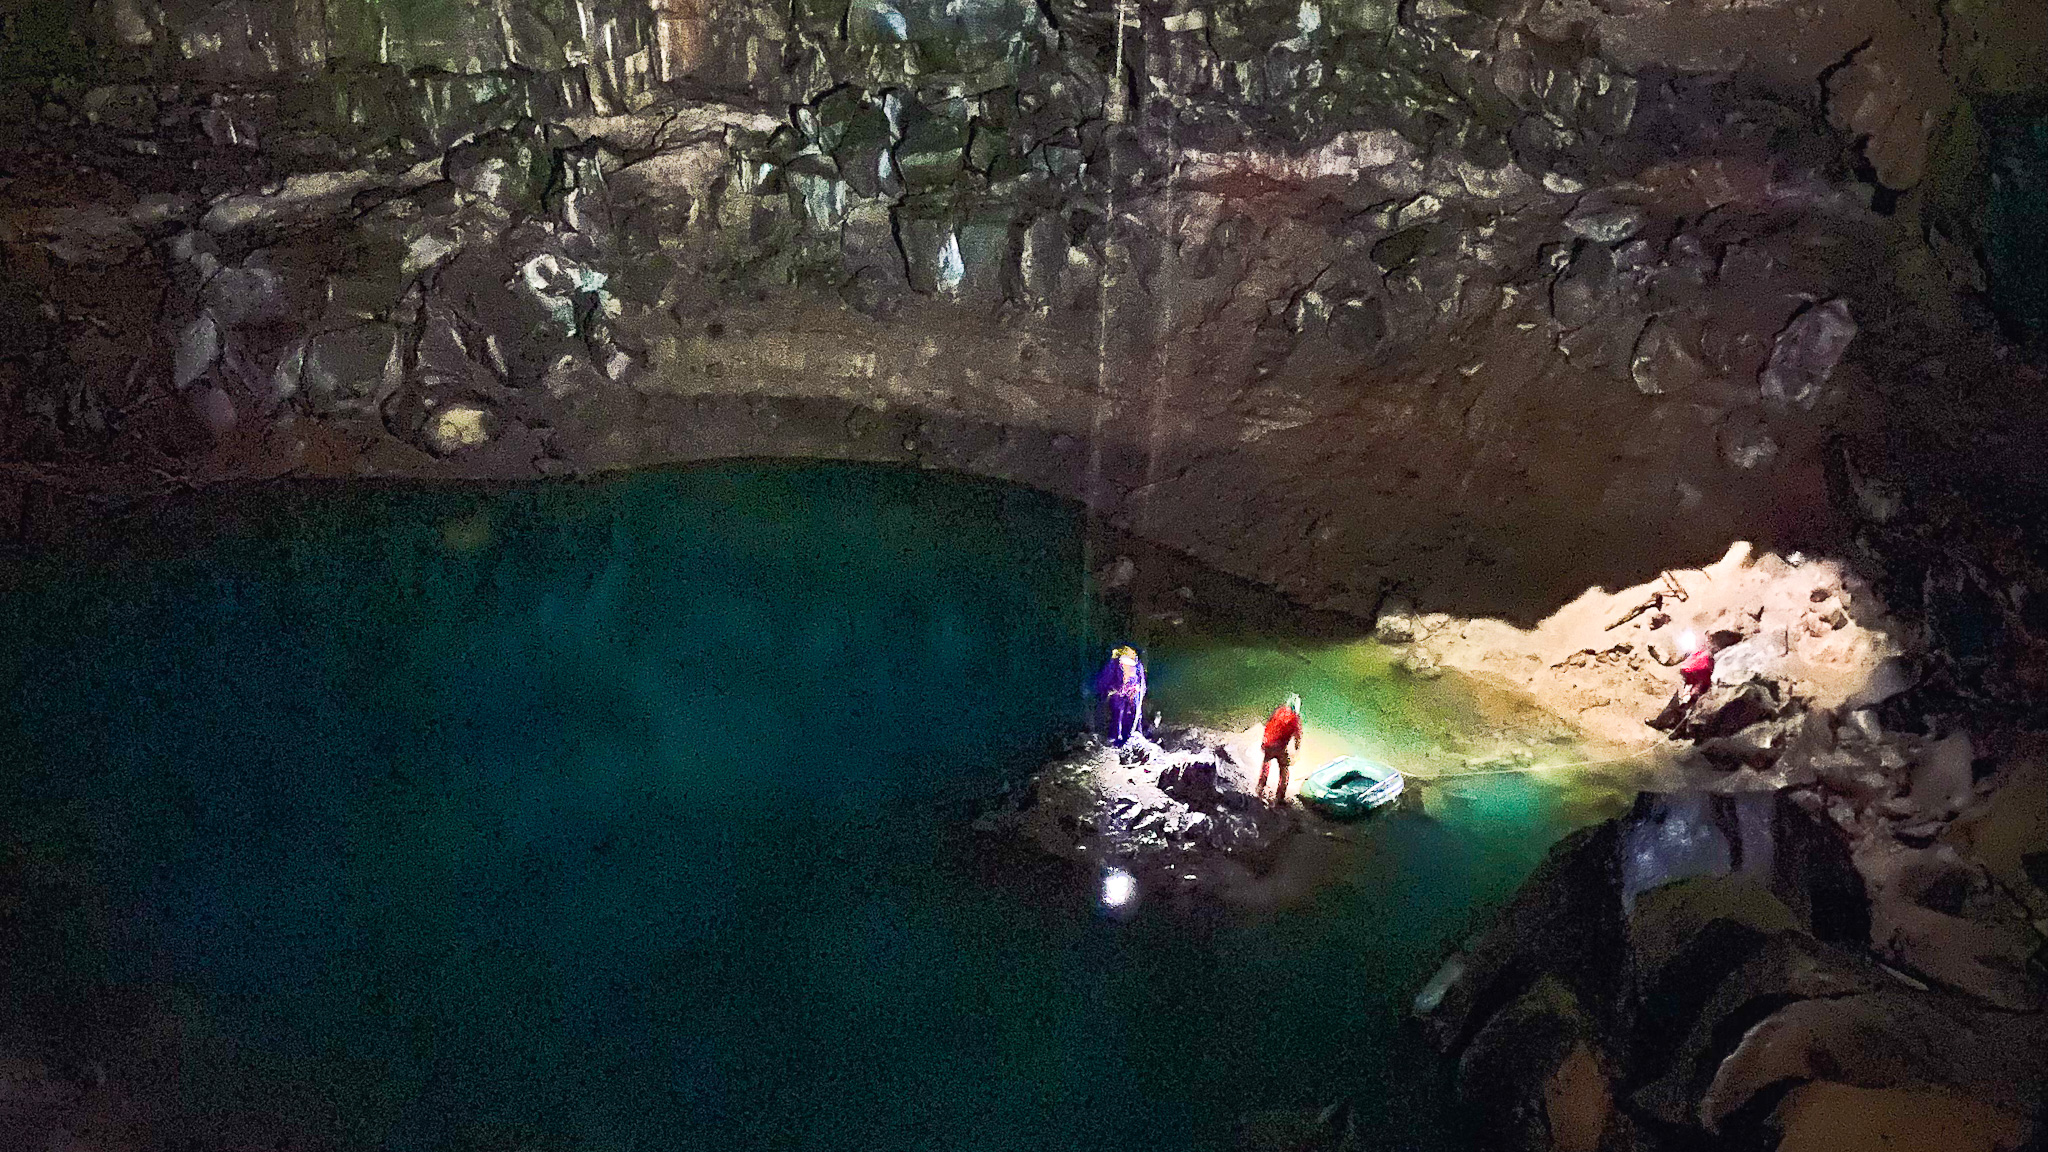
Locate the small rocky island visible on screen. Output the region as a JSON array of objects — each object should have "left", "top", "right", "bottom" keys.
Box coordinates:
[{"left": 974, "top": 724, "right": 1367, "bottom": 902}]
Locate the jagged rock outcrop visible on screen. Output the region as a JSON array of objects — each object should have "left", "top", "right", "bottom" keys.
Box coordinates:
[
  {"left": 1414, "top": 786, "right": 2048, "bottom": 1152},
  {"left": 973, "top": 726, "right": 1298, "bottom": 897}
]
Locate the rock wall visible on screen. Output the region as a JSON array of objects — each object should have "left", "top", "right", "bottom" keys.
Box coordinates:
[
  {"left": 1416, "top": 789, "right": 2048, "bottom": 1152},
  {"left": 2, "top": 0, "right": 2043, "bottom": 619}
]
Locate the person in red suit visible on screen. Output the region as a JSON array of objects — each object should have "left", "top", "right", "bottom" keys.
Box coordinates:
[
  {"left": 1679, "top": 644, "right": 1716, "bottom": 699},
  {"left": 1650, "top": 632, "right": 1732, "bottom": 730},
  {"left": 1258, "top": 694, "right": 1304, "bottom": 804}
]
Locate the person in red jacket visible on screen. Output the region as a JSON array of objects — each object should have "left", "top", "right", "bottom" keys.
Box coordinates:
[
  {"left": 1258, "top": 694, "right": 1304, "bottom": 804},
  {"left": 1679, "top": 644, "right": 1716, "bottom": 698},
  {"left": 1650, "top": 632, "right": 1731, "bottom": 730}
]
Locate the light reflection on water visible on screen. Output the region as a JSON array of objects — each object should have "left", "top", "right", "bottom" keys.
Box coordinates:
[
  {"left": 0, "top": 464, "right": 1631, "bottom": 1152},
  {"left": 1146, "top": 637, "right": 1638, "bottom": 824}
]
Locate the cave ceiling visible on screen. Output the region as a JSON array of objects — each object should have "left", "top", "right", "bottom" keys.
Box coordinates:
[{"left": 1, "top": 0, "right": 2044, "bottom": 618}]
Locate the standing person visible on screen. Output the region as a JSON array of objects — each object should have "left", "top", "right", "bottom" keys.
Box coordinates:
[
  {"left": 1095, "top": 645, "right": 1147, "bottom": 746},
  {"left": 1258, "top": 693, "right": 1303, "bottom": 804}
]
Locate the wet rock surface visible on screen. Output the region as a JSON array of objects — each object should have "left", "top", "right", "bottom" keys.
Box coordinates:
[{"left": 973, "top": 726, "right": 1305, "bottom": 896}]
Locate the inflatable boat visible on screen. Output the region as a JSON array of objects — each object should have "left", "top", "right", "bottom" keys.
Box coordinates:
[{"left": 1298, "top": 755, "right": 1404, "bottom": 820}]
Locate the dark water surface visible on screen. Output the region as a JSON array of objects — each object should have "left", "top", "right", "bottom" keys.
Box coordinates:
[{"left": 2, "top": 464, "right": 1602, "bottom": 1151}]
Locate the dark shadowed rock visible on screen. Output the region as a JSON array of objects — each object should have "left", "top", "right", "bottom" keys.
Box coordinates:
[
  {"left": 1697, "top": 991, "right": 2048, "bottom": 1139},
  {"left": 1695, "top": 715, "right": 1807, "bottom": 770},
  {"left": 1415, "top": 821, "right": 1626, "bottom": 1054},
  {"left": 1455, "top": 976, "right": 1614, "bottom": 1152},
  {"left": 1158, "top": 758, "right": 1222, "bottom": 805},
  {"left": 1630, "top": 930, "right": 1892, "bottom": 1127},
  {"left": 1675, "top": 680, "right": 1783, "bottom": 741},
  {"left": 1759, "top": 298, "right": 1856, "bottom": 410}
]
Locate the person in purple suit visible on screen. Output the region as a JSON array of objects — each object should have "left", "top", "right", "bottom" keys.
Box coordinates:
[{"left": 1095, "top": 645, "right": 1147, "bottom": 745}]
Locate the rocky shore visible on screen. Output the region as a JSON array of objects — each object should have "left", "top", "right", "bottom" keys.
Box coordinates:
[
  {"left": 1361, "top": 550, "right": 2048, "bottom": 1152},
  {"left": 1110, "top": 538, "right": 2048, "bottom": 1152},
  {"left": 972, "top": 725, "right": 1340, "bottom": 905}
]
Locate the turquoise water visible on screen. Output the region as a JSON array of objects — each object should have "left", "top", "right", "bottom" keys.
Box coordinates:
[
  {"left": 1146, "top": 639, "right": 1637, "bottom": 825},
  {"left": 0, "top": 464, "right": 1609, "bottom": 1151}
]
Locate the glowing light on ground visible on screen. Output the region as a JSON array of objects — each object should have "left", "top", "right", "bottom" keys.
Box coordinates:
[{"left": 1101, "top": 868, "right": 1136, "bottom": 908}]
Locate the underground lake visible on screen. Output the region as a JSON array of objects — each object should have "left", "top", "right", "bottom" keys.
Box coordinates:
[{"left": 1, "top": 463, "right": 1634, "bottom": 1151}]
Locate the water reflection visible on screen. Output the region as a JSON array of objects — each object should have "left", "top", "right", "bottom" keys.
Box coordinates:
[{"left": 1, "top": 464, "right": 1623, "bottom": 1152}]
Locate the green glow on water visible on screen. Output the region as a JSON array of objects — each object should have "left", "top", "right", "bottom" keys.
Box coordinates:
[
  {"left": 1150, "top": 639, "right": 1505, "bottom": 760},
  {"left": 1143, "top": 635, "right": 1637, "bottom": 908},
  {"left": 0, "top": 463, "right": 1631, "bottom": 1152}
]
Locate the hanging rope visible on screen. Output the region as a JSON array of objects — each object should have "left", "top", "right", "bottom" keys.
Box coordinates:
[
  {"left": 1403, "top": 742, "right": 1670, "bottom": 781},
  {"left": 1077, "top": 0, "right": 1132, "bottom": 653}
]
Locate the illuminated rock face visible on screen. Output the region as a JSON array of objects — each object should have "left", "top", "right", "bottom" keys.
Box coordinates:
[{"left": 0, "top": 0, "right": 2040, "bottom": 621}]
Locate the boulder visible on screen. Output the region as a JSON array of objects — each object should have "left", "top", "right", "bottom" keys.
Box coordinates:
[
  {"left": 1710, "top": 630, "right": 1789, "bottom": 686},
  {"left": 1845, "top": 657, "right": 1917, "bottom": 710},
  {"left": 1810, "top": 748, "right": 1896, "bottom": 804},
  {"left": 1551, "top": 243, "right": 1619, "bottom": 331},
  {"left": 1455, "top": 976, "right": 1612, "bottom": 1152},
  {"left": 1415, "top": 822, "right": 1626, "bottom": 1054},
  {"left": 444, "top": 124, "right": 553, "bottom": 215},
  {"left": 201, "top": 265, "right": 297, "bottom": 327},
  {"left": 1770, "top": 1082, "right": 2028, "bottom": 1152},
  {"left": 1675, "top": 679, "right": 1782, "bottom": 741},
  {"left": 1617, "top": 791, "right": 1868, "bottom": 943},
  {"left": 1697, "top": 991, "right": 2048, "bottom": 1138},
  {"left": 1563, "top": 194, "right": 1647, "bottom": 244},
  {"left": 1373, "top": 597, "right": 1419, "bottom": 643},
  {"left": 1759, "top": 298, "right": 1856, "bottom": 410},
  {"left": 186, "top": 384, "right": 237, "bottom": 439},
  {"left": 1626, "top": 877, "right": 1803, "bottom": 998},
  {"left": 1397, "top": 647, "right": 1444, "bottom": 678},
  {"left": 1839, "top": 708, "right": 1884, "bottom": 745},
  {"left": 1158, "top": 758, "right": 1222, "bottom": 806},
  {"left": 1629, "top": 929, "right": 1888, "bottom": 1127},
  {"left": 295, "top": 324, "right": 400, "bottom": 416},
  {"left": 1717, "top": 408, "right": 1781, "bottom": 467},
  {"left": 172, "top": 312, "right": 221, "bottom": 389},
  {"left": 425, "top": 403, "right": 498, "bottom": 456},
  {"left": 1859, "top": 843, "right": 2045, "bottom": 1010},
  {"left": 1695, "top": 715, "right": 1805, "bottom": 770},
  {"left": 1907, "top": 731, "right": 1974, "bottom": 817}
]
